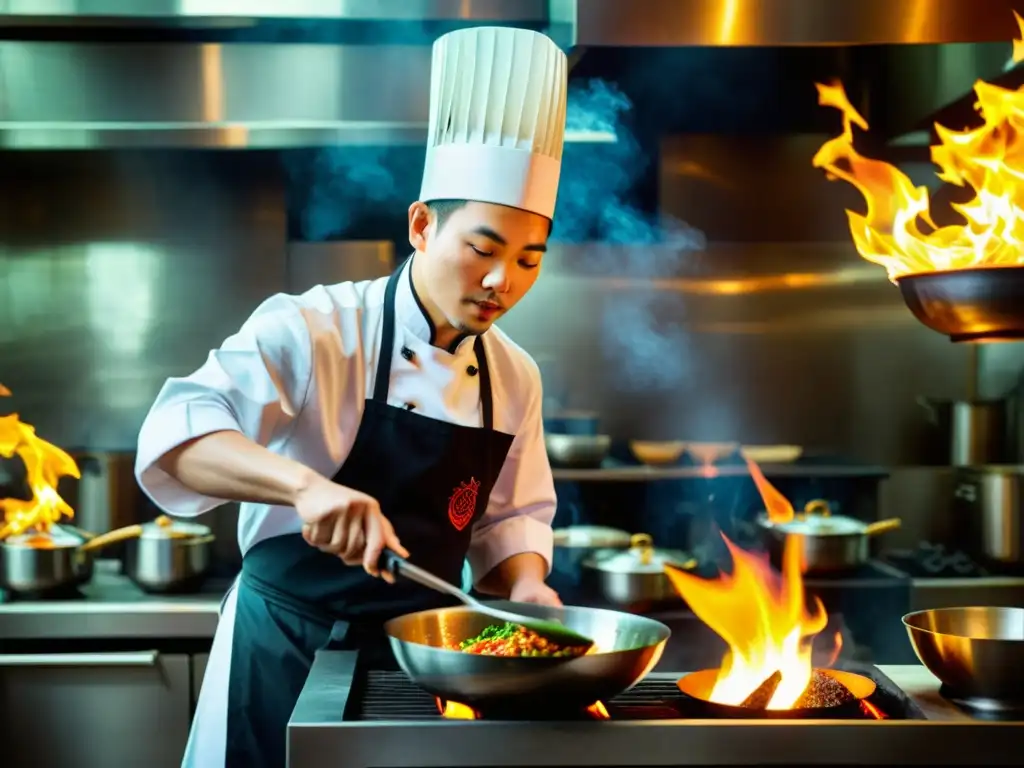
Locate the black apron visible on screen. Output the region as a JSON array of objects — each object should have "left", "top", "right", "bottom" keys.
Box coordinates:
[{"left": 224, "top": 260, "right": 516, "bottom": 768}]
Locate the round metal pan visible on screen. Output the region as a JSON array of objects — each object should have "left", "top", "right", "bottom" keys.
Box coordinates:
[
  {"left": 676, "top": 668, "right": 876, "bottom": 719},
  {"left": 384, "top": 601, "right": 670, "bottom": 712},
  {"left": 896, "top": 266, "right": 1024, "bottom": 343}
]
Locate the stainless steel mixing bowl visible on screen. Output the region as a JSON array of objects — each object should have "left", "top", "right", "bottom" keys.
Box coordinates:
[{"left": 903, "top": 606, "right": 1024, "bottom": 710}]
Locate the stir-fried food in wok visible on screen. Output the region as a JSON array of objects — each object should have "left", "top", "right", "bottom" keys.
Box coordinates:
[{"left": 457, "top": 622, "right": 590, "bottom": 658}]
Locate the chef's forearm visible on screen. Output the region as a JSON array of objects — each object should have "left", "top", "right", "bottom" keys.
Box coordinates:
[
  {"left": 475, "top": 552, "right": 548, "bottom": 596},
  {"left": 157, "top": 429, "right": 322, "bottom": 507}
]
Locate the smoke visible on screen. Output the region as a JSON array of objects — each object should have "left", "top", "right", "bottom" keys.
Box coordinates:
[
  {"left": 287, "top": 147, "right": 401, "bottom": 241},
  {"left": 557, "top": 79, "right": 706, "bottom": 393}
]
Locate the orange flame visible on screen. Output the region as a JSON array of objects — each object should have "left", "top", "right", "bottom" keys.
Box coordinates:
[
  {"left": 743, "top": 456, "right": 794, "bottom": 523},
  {"left": 0, "top": 385, "right": 81, "bottom": 541},
  {"left": 438, "top": 699, "right": 478, "bottom": 720},
  {"left": 436, "top": 699, "right": 610, "bottom": 720},
  {"left": 665, "top": 463, "right": 827, "bottom": 709},
  {"left": 812, "top": 12, "right": 1024, "bottom": 280}
]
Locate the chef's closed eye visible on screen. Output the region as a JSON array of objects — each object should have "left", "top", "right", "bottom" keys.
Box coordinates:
[{"left": 468, "top": 242, "right": 494, "bottom": 257}]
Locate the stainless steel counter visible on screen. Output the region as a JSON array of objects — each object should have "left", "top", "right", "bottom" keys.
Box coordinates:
[
  {"left": 0, "top": 561, "right": 227, "bottom": 640},
  {"left": 288, "top": 653, "right": 1023, "bottom": 767}
]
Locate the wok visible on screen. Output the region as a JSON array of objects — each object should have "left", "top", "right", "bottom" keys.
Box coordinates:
[
  {"left": 896, "top": 266, "right": 1024, "bottom": 343},
  {"left": 384, "top": 601, "right": 670, "bottom": 712}
]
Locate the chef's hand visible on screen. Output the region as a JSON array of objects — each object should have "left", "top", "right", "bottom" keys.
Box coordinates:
[
  {"left": 295, "top": 477, "right": 409, "bottom": 581},
  {"left": 509, "top": 578, "right": 562, "bottom": 607}
]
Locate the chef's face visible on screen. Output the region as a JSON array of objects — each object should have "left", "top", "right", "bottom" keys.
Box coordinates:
[{"left": 409, "top": 200, "right": 550, "bottom": 335}]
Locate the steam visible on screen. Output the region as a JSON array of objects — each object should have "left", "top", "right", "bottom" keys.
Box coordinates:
[
  {"left": 287, "top": 147, "right": 400, "bottom": 241},
  {"left": 557, "top": 79, "right": 706, "bottom": 392},
  {"left": 286, "top": 69, "right": 707, "bottom": 394}
]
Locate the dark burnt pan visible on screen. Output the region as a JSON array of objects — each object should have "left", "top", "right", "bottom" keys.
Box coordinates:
[
  {"left": 676, "top": 668, "right": 876, "bottom": 719},
  {"left": 896, "top": 266, "right": 1024, "bottom": 343}
]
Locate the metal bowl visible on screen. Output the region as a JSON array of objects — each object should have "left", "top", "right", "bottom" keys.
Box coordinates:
[
  {"left": 630, "top": 440, "right": 687, "bottom": 466},
  {"left": 896, "top": 266, "right": 1024, "bottom": 343},
  {"left": 903, "top": 606, "right": 1024, "bottom": 709},
  {"left": 544, "top": 433, "right": 611, "bottom": 468}
]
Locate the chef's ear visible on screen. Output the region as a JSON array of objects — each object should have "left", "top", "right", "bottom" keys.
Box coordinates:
[{"left": 408, "top": 201, "right": 432, "bottom": 252}]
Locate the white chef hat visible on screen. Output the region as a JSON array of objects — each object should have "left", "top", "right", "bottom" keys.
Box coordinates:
[{"left": 419, "top": 26, "right": 568, "bottom": 220}]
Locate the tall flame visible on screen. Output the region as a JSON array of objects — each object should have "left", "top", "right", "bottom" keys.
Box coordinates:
[
  {"left": 812, "top": 12, "right": 1024, "bottom": 280},
  {"left": 744, "top": 456, "right": 794, "bottom": 524},
  {"left": 0, "top": 385, "right": 81, "bottom": 540},
  {"left": 665, "top": 464, "right": 827, "bottom": 709}
]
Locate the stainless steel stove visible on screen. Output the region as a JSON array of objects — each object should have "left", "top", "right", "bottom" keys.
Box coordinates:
[{"left": 287, "top": 651, "right": 1023, "bottom": 767}]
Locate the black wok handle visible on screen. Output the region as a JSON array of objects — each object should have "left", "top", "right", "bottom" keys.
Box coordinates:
[{"left": 379, "top": 547, "right": 471, "bottom": 605}]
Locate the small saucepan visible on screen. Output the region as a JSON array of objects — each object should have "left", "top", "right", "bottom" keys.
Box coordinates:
[
  {"left": 756, "top": 499, "right": 902, "bottom": 574},
  {"left": 582, "top": 533, "right": 697, "bottom": 608},
  {"left": 553, "top": 524, "right": 633, "bottom": 574},
  {"left": 80, "top": 515, "right": 215, "bottom": 593},
  {"left": 0, "top": 525, "right": 95, "bottom": 597}
]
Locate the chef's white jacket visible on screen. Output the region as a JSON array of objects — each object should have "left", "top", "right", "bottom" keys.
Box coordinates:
[{"left": 134, "top": 260, "right": 556, "bottom": 584}]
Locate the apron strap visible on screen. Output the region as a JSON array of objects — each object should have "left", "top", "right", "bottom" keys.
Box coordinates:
[
  {"left": 372, "top": 258, "right": 496, "bottom": 431},
  {"left": 473, "top": 335, "right": 494, "bottom": 431},
  {"left": 372, "top": 264, "right": 402, "bottom": 402}
]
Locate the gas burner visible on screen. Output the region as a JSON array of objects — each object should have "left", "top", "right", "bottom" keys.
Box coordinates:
[
  {"left": 884, "top": 544, "right": 989, "bottom": 579},
  {"left": 349, "top": 661, "right": 921, "bottom": 723}
]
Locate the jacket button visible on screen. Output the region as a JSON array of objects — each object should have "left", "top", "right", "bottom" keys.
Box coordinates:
[
  {"left": 401, "top": 347, "right": 415, "bottom": 361},
  {"left": 404, "top": 402, "right": 416, "bottom": 411},
  {"left": 467, "top": 365, "right": 479, "bottom": 376}
]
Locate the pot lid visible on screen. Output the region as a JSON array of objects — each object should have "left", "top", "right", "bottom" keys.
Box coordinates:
[
  {"left": 769, "top": 515, "right": 866, "bottom": 535},
  {"left": 553, "top": 525, "right": 632, "bottom": 548},
  {"left": 3, "top": 524, "right": 84, "bottom": 548},
  {"left": 760, "top": 500, "right": 866, "bottom": 535},
  {"left": 140, "top": 515, "right": 211, "bottom": 539},
  {"left": 585, "top": 534, "right": 695, "bottom": 573}
]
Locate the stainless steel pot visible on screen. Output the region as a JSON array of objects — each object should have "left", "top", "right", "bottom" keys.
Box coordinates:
[
  {"left": 953, "top": 466, "right": 1024, "bottom": 573},
  {"left": 81, "top": 515, "right": 214, "bottom": 593},
  {"left": 918, "top": 396, "right": 1010, "bottom": 467},
  {"left": 582, "top": 533, "right": 697, "bottom": 607},
  {"left": 553, "top": 524, "right": 632, "bottom": 574},
  {"left": 756, "top": 499, "right": 902, "bottom": 574},
  {"left": 0, "top": 525, "right": 94, "bottom": 596}
]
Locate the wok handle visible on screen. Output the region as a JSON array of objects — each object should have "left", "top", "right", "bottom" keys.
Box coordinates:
[{"left": 379, "top": 548, "right": 472, "bottom": 606}]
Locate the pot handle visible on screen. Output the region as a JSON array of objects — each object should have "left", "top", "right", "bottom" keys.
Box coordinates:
[
  {"left": 803, "top": 499, "right": 832, "bottom": 518},
  {"left": 78, "top": 524, "right": 144, "bottom": 552},
  {"left": 630, "top": 533, "right": 654, "bottom": 566},
  {"left": 864, "top": 518, "right": 902, "bottom": 537}
]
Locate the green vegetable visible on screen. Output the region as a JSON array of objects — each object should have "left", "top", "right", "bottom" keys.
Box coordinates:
[{"left": 459, "top": 622, "right": 520, "bottom": 650}]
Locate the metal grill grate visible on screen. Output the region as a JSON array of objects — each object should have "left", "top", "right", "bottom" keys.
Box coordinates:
[
  {"left": 358, "top": 671, "right": 440, "bottom": 721},
  {"left": 355, "top": 671, "right": 687, "bottom": 721}
]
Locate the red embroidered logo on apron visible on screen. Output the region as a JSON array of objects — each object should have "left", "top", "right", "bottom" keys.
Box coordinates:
[{"left": 447, "top": 477, "right": 480, "bottom": 531}]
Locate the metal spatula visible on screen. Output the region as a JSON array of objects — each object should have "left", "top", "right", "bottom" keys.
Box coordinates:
[{"left": 379, "top": 548, "right": 594, "bottom": 650}]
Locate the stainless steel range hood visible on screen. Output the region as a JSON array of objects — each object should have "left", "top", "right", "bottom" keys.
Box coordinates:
[
  {"left": 0, "top": 0, "right": 590, "bottom": 149},
  {"left": 2, "top": 0, "right": 1023, "bottom": 150},
  {"left": 571, "top": 0, "right": 1024, "bottom": 47},
  {"left": 2, "top": 0, "right": 1020, "bottom": 45}
]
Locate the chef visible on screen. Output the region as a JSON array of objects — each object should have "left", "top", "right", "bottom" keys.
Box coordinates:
[{"left": 134, "top": 25, "right": 569, "bottom": 768}]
